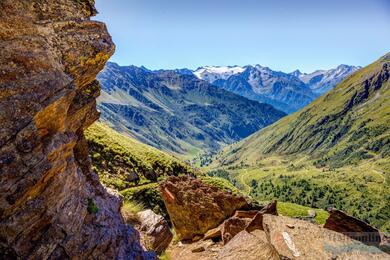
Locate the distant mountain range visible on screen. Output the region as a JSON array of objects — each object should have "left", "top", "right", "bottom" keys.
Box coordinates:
[
  {"left": 192, "top": 64, "right": 361, "bottom": 113},
  {"left": 96, "top": 61, "right": 360, "bottom": 156},
  {"left": 97, "top": 63, "right": 285, "bottom": 157}
]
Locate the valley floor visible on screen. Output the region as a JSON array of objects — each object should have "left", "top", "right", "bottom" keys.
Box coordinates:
[{"left": 208, "top": 155, "right": 390, "bottom": 232}]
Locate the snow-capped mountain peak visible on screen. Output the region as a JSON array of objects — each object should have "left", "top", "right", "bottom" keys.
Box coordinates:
[
  {"left": 193, "top": 65, "right": 245, "bottom": 82},
  {"left": 191, "top": 63, "right": 360, "bottom": 112},
  {"left": 300, "top": 65, "right": 361, "bottom": 94},
  {"left": 290, "top": 69, "right": 303, "bottom": 78}
]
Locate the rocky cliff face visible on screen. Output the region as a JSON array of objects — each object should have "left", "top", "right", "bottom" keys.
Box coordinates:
[{"left": 0, "top": 0, "right": 150, "bottom": 258}]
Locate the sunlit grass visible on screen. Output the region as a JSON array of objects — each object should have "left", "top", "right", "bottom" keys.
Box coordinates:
[
  {"left": 278, "top": 202, "right": 329, "bottom": 225},
  {"left": 121, "top": 201, "right": 146, "bottom": 225},
  {"left": 213, "top": 155, "right": 389, "bottom": 231}
]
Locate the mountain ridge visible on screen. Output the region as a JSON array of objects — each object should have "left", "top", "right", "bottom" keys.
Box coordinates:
[
  {"left": 97, "top": 62, "right": 286, "bottom": 158},
  {"left": 192, "top": 64, "right": 360, "bottom": 113},
  {"left": 102, "top": 62, "right": 359, "bottom": 114},
  {"left": 216, "top": 53, "right": 388, "bottom": 166}
]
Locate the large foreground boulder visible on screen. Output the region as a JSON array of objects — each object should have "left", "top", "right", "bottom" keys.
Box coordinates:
[
  {"left": 324, "top": 209, "right": 382, "bottom": 247},
  {"left": 263, "top": 214, "right": 389, "bottom": 259},
  {"left": 160, "top": 176, "right": 248, "bottom": 240},
  {"left": 137, "top": 210, "right": 173, "bottom": 254}
]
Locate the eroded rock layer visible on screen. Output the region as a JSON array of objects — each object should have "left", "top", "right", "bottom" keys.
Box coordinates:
[{"left": 0, "top": 0, "right": 149, "bottom": 258}]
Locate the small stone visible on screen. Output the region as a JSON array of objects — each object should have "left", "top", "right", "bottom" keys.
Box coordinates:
[
  {"left": 192, "top": 235, "right": 202, "bottom": 242},
  {"left": 191, "top": 246, "right": 205, "bottom": 253},
  {"left": 204, "top": 240, "right": 215, "bottom": 248},
  {"left": 233, "top": 210, "right": 259, "bottom": 219},
  {"left": 307, "top": 210, "right": 316, "bottom": 218},
  {"left": 203, "top": 225, "right": 222, "bottom": 240},
  {"left": 286, "top": 224, "right": 295, "bottom": 229}
]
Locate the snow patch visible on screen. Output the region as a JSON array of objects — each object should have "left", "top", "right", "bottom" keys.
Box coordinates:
[{"left": 193, "top": 66, "right": 245, "bottom": 82}]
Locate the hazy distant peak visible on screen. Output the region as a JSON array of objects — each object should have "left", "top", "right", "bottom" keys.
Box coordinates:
[
  {"left": 290, "top": 69, "right": 303, "bottom": 77},
  {"left": 253, "top": 64, "right": 269, "bottom": 70},
  {"left": 299, "top": 64, "right": 361, "bottom": 94}
]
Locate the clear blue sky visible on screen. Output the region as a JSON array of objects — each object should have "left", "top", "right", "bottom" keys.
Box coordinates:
[{"left": 94, "top": 0, "right": 390, "bottom": 73}]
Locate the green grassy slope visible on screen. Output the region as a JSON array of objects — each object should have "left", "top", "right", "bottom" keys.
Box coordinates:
[
  {"left": 211, "top": 53, "right": 390, "bottom": 231},
  {"left": 217, "top": 53, "right": 389, "bottom": 168},
  {"left": 86, "top": 122, "right": 328, "bottom": 227},
  {"left": 85, "top": 122, "right": 196, "bottom": 190}
]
